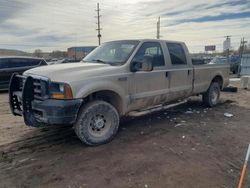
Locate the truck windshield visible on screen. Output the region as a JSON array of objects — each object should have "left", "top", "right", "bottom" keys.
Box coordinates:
[{"left": 82, "top": 40, "right": 139, "bottom": 66}]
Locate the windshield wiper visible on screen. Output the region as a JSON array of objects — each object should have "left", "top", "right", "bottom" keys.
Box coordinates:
[
  {"left": 82, "top": 59, "right": 116, "bottom": 65},
  {"left": 91, "top": 59, "right": 109, "bottom": 64}
]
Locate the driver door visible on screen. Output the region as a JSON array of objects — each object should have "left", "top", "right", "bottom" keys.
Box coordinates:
[{"left": 128, "top": 41, "right": 170, "bottom": 111}]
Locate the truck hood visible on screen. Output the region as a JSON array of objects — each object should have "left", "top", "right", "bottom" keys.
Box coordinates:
[{"left": 24, "top": 62, "right": 117, "bottom": 83}]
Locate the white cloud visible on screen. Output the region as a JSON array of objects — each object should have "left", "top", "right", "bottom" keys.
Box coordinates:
[{"left": 0, "top": 0, "right": 249, "bottom": 52}]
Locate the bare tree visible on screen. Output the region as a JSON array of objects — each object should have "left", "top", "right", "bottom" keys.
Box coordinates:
[
  {"left": 51, "top": 51, "right": 67, "bottom": 58},
  {"left": 33, "top": 49, "right": 43, "bottom": 58}
]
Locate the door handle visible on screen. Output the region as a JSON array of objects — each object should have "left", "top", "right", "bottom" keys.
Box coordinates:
[
  {"left": 188, "top": 70, "right": 191, "bottom": 75},
  {"left": 165, "top": 72, "right": 168, "bottom": 78},
  {"left": 118, "top": 77, "right": 127, "bottom": 81}
]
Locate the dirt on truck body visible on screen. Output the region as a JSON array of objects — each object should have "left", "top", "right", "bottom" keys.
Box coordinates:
[{"left": 9, "top": 39, "right": 229, "bottom": 145}]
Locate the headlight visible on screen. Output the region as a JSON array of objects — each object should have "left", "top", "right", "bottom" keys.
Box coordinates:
[{"left": 49, "top": 82, "right": 73, "bottom": 99}]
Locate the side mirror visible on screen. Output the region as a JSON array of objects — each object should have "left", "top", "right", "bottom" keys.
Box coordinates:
[{"left": 131, "top": 55, "right": 153, "bottom": 72}]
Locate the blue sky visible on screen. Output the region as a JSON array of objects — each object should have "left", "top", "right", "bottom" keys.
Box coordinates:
[{"left": 0, "top": 0, "right": 250, "bottom": 52}]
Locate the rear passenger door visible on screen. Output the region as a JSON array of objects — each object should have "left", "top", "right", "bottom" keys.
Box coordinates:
[{"left": 166, "top": 42, "right": 193, "bottom": 100}]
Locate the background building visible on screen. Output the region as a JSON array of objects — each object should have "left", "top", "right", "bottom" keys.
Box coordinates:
[{"left": 67, "top": 46, "right": 96, "bottom": 61}]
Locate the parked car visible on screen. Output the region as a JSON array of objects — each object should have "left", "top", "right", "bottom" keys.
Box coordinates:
[
  {"left": 9, "top": 39, "right": 229, "bottom": 145},
  {"left": 192, "top": 58, "right": 207, "bottom": 65},
  {"left": 229, "top": 55, "right": 240, "bottom": 74},
  {"left": 209, "top": 56, "right": 240, "bottom": 74},
  {"left": 0, "top": 56, "right": 47, "bottom": 90}
]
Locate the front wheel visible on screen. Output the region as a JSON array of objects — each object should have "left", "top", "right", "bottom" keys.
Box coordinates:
[
  {"left": 202, "top": 82, "right": 220, "bottom": 107},
  {"left": 74, "top": 100, "right": 120, "bottom": 146}
]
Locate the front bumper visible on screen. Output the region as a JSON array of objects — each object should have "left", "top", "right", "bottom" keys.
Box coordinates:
[
  {"left": 30, "top": 99, "right": 82, "bottom": 126},
  {"left": 9, "top": 73, "right": 82, "bottom": 127}
]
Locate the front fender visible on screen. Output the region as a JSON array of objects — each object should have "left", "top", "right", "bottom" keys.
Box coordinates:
[
  {"left": 74, "top": 81, "right": 129, "bottom": 115},
  {"left": 74, "top": 81, "right": 126, "bottom": 99}
]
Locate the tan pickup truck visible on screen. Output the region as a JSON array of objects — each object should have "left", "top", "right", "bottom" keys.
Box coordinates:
[{"left": 9, "top": 39, "right": 229, "bottom": 145}]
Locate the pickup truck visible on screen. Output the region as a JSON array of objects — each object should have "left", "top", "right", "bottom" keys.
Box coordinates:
[{"left": 9, "top": 39, "right": 230, "bottom": 145}]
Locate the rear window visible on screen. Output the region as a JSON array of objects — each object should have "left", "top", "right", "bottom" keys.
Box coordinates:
[
  {"left": 166, "top": 43, "right": 187, "bottom": 65},
  {"left": 40, "top": 60, "right": 47, "bottom": 65}
]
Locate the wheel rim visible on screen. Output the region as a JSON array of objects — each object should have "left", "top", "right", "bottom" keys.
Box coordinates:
[
  {"left": 88, "top": 113, "right": 111, "bottom": 137},
  {"left": 211, "top": 88, "right": 219, "bottom": 104}
]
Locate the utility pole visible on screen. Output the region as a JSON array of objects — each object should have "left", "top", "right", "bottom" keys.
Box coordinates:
[
  {"left": 239, "top": 37, "right": 247, "bottom": 58},
  {"left": 95, "top": 3, "right": 102, "bottom": 45},
  {"left": 224, "top": 35, "right": 231, "bottom": 63},
  {"left": 156, "top": 17, "right": 160, "bottom": 39},
  {"left": 238, "top": 37, "right": 248, "bottom": 76}
]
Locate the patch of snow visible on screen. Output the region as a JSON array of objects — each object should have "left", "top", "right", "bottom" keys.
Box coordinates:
[{"left": 224, "top": 113, "right": 233, "bottom": 118}]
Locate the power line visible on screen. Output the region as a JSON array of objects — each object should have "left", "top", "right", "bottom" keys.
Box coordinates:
[{"left": 95, "top": 3, "right": 102, "bottom": 46}]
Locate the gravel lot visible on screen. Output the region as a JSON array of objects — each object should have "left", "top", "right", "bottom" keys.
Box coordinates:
[{"left": 0, "top": 80, "right": 250, "bottom": 188}]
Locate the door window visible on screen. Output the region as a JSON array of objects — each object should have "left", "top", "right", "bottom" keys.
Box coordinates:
[
  {"left": 9, "top": 59, "right": 27, "bottom": 68},
  {"left": 132, "top": 42, "right": 165, "bottom": 67},
  {"left": 166, "top": 43, "right": 187, "bottom": 65},
  {"left": 0, "top": 59, "right": 9, "bottom": 69}
]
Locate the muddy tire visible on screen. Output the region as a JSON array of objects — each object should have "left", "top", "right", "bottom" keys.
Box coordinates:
[
  {"left": 74, "top": 100, "right": 119, "bottom": 146},
  {"left": 202, "top": 82, "right": 220, "bottom": 107}
]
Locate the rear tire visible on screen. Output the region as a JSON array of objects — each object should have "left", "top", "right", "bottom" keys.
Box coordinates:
[
  {"left": 74, "top": 100, "right": 119, "bottom": 146},
  {"left": 202, "top": 82, "right": 220, "bottom": 107}
]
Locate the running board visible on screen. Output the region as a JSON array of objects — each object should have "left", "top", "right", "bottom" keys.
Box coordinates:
[{"left": 128, "top": 100, "right": 187, "bottom": 117}]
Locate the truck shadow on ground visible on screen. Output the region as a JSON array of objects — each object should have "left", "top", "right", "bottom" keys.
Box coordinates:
[{"left": 0, "top": 90, "right": 8, "bottom": 94}]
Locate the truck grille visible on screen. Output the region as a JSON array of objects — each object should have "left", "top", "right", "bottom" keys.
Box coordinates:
[
  {"left": 32, "top": 78, "right": 48, "bottom": 100},
  {"left": 13, "top": 75, "right": 49, "bottom": 100},
  {"left": 33, "top": 79, "right": 42, "bottom": 98},
  {"left": 19, "top": 77, "right": 26, "bottom": 91}
]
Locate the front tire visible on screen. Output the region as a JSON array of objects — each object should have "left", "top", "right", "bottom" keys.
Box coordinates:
[
  {"left": 202, "top": 82, "right": 220, "bottom": 107},
  {"left": 74, "top": 100, "right": 120, "bottom": 146}
]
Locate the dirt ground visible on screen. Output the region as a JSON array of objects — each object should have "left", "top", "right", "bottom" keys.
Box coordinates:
[{"left": 0, "top": 80, "right": 250, "bottom": 188}]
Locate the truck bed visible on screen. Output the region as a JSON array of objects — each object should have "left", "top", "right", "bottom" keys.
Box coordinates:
[{"left": 192, "top": 63, "right": 230, "bottom": 94}]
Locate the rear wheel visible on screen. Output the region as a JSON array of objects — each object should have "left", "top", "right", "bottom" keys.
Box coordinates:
[
  {"left": 74, "top": 100, "right": 119, "bottom": 146},
  {"left": 202, "top": 82, "right": 220, "bottom": 107}
]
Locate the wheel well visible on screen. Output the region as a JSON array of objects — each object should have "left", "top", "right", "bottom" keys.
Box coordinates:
[
  {"left": 212, "top": 75, "right": 223, "bottom": 89},
  {"left": 83, "top": 90, "right": 123, "bottom": 115}
]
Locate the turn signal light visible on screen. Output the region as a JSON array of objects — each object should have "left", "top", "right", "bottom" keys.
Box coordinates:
[{"left": 65, "top": 84, "right": 73, "bottom": 99}]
